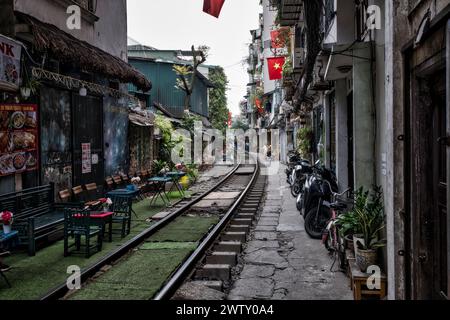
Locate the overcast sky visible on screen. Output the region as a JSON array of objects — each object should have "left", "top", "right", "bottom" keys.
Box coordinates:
[{"left": 127, "top": 0, "right": 261, "bottom": 115}]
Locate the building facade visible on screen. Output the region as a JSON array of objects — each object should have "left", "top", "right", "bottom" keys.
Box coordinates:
[
  {"left": 250, "top": 0, "right": 450, "bottom": 300},
  {"left": 0, "top": 0, "right": 151, "bottom": 196}
]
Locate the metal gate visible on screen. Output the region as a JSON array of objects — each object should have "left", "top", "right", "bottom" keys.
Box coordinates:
[{"left": 72, "top": 94, "right": 104, "bottom": 187}]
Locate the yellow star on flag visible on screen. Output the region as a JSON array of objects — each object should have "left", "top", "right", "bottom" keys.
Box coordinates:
[{"left": 274, "top": 63, "right": 281, "bottom": 70}]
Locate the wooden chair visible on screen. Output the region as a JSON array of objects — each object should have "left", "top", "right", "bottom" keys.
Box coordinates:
[
  {"left": 58, "top": 189, "right": 72, "bottom": 203},
  {"left": 72, "top": 186, "right": 86, "bottom": 203},
  {"left": 104, "top": 177, "right": 115, "bottom": 193},
  {"left": 84, "top": 183, "right": 102, "bottom": 208},
  {"left": 121, "top": 174, "right": 130, "bottom": 186},
  {"left": 112, "top": 176, "right": 123, "bottom": 189},
  {"left": 63, "top": 208, "right": 103, "bottom": 258},
  {"left": 110, "top": 195, "right": 133, "bottom": 238}
]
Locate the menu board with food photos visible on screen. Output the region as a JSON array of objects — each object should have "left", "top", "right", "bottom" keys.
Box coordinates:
[{"left": 0, "top": 104, "right": 38, "bottom": 177}]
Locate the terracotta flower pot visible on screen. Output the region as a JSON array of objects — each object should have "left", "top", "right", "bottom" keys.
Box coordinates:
[{"left": 356, "top": 249, "right": 378, "bottom": 273}]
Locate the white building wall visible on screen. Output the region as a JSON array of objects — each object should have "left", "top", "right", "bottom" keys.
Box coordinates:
[
  {"left": 261, "top": 0, "right": 277, "bottom": 94},
  {"left": 14, "top": 0, "right": 127, "bottom": 59}
]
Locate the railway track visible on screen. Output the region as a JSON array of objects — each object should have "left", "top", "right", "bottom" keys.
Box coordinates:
[
  {"left": 155, "top": 160, "right": 265, "bottom": 300},
  {"left": 40, "top": 162, "right": 263, "bottom": 300}
]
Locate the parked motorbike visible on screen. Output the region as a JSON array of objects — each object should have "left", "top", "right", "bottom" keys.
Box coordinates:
[
  {"left": 290, "top": 160, "right": 312, "bottom": 197},
  {"left": 296, "top": 162, "right": 339, "bottom": 239},
  {"left": 285, "top": 151, "right": 302, "bottom": 185}
]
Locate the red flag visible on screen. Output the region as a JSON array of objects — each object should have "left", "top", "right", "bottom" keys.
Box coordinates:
[
  {"left": 267, "top": 57, "right": 285, "bottom": 80},
  {"left": 203, "top": 0, "right": 225, "bottom": 18}
]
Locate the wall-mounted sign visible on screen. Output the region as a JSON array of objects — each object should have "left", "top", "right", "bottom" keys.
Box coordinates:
[
  {"left": 81, "top": 143, "right": 91, "bottom": 174},
  {"left": 0, "top": 35, "right": 22, "bottom": 92},
  {"left": 0, "top": 104, "right": 39, "bottom": 177}
]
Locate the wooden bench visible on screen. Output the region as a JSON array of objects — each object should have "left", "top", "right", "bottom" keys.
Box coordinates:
[{"left": 0, "top": 184, "right": 83, "bottom": 256}]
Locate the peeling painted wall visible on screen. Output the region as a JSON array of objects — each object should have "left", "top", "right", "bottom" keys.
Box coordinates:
[
  {"left": 103, "top": 97, "right": 129, "bottom": 176},
  {"left": 40, "top": 86, "right": 72, "bottom": 194}
]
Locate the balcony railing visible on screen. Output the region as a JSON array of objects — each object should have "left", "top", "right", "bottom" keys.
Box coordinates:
[{"left": 324, "top": 0, "right": 335, "bottom": 34}]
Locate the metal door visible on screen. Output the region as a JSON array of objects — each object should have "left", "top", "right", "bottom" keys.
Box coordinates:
[{"left": 72, "top": 94, "right": 104, "bottom": 186}]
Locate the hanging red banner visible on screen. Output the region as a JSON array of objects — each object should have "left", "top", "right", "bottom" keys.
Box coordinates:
[
  {"left": 267, "top": 57, "right": 286, "bottom": 80},
  {"left": 203, "top": 0, "right": 225, "bottom": 18}
]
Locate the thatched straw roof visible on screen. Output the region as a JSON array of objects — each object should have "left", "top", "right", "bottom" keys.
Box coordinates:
[{"left": 16, "top": 12, "right": 151, "bottom": 92}]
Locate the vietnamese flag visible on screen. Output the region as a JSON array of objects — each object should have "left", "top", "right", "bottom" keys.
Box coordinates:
[
  {"left": 267, "top": 57, "right": 285, "bottom": 80},
  {"left": 271, "top": 30, "right": 284, "bottom": 48},
  {"left": 203, "top": 0, "right": 225, "bottom": 18}
]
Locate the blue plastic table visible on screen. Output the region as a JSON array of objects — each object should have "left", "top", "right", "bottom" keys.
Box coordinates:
[{"left": 148, "top": 176, "right": 172, "bottom": 206}]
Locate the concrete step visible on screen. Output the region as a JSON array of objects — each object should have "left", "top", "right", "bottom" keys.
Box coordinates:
[
  {"left": 206, "top": 252, "right": 237, "bottom": 265},
  {"left": 221, "top": 232, "right": 247, "bottom": 242},
  {"left": 236, "top": 213, "right": 255, "bottom": 219},
  {"left": 231, "top": 218, "right": 253, "bottom": 226},
  {"left": 214, "top": 241, "right": 242, "bottom": 253},
  {"left": 196, "top": 264, "right": 230, "bottom": 281}
]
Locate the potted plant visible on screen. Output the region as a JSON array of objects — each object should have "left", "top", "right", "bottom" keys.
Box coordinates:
[
  {"left": 99, "top": 198, "right": 113, "bottom": 212},
  {"left": 353, "top": 187, "right": 386, "bottom": 272},
  {"left": 0, "top": 211, "right": 14, "bottom": 234},
  {"left": 336, "top": 209, "right": 361, "bottom": 253}
]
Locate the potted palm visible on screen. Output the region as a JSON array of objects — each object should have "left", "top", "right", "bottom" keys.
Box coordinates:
[{"left": 353, "top": 186, "right": 386, "bottom": 272}]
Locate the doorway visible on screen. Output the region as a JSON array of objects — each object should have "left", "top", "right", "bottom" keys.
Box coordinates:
[
  {"left": 72, "top": 94, "right": 105, "bottom": 186},
  {"left": 406, "top": 67, "right": 448, "bottom": 300}
]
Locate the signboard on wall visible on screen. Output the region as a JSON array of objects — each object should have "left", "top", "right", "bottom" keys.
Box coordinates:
[
  {"left": 81, "top": 143, "right": 91, "bottom": 174},
  {"left": 0, "top": 35, "right": 22, "bottom": 91},
  {"left": 0, "top": 104, "right": 39, "bottom": 177}
]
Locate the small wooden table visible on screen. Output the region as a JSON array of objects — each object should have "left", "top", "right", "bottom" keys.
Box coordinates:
[{"left": 349, "top": 260, "right": 387, "bottom": 300}]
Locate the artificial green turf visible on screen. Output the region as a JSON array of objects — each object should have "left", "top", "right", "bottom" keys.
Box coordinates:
[
  {"left": 0, "top": 192, "right": 188, "bottom": 300},
  {"left": 69, "top": 248, "right": 193, "bottom": 300},
  {"left": 147, "top": 216, "right": 219, "bottom": 242}
]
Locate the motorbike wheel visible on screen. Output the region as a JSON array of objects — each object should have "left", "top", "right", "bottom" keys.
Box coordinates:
[
  {"left": 304, "top": 206, "right": 331, "bottom": 239},
  {"left": 291, "top": 181, "right": 302, "bottom": 197}
]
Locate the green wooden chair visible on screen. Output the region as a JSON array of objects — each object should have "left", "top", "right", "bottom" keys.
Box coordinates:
[
  {"left": 110, "top": 195, "right": 133, "bottom": 238},
  {"left": 63, "top": 208, "right": 103, "bottom": 258}
]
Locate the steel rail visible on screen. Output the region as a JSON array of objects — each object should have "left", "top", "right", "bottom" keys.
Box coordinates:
[
  {"left": 40, "top": 164, "right": 241, "bottom": 301},
  {"left": 153, "top": 160, "right": 260, "bottom": 300}
]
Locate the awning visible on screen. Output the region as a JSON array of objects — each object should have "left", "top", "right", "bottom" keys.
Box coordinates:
[
  {"left": 16, "top": 12, "right": 151, "bottom": 92},
  {"left": 129, "top": 109, "right": 155, "bottom": 127}
]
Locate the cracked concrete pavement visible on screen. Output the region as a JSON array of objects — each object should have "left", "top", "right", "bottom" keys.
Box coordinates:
[{"left": 228, "top": 165, "right": 353, "bottom": 300}]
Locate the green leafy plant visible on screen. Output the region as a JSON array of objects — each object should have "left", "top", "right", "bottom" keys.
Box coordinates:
[
  {"left": 152, "top": 160, "right": 168, "bottom": 175},
  {"left": 296, "top": 127, "right": 313, "bottom": 158},
  {"left": 185, "top": 164, "right": 199, "bottom": 184},
  {"left": 351, "top": 187, "right": 386, "bottom": 250}
]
